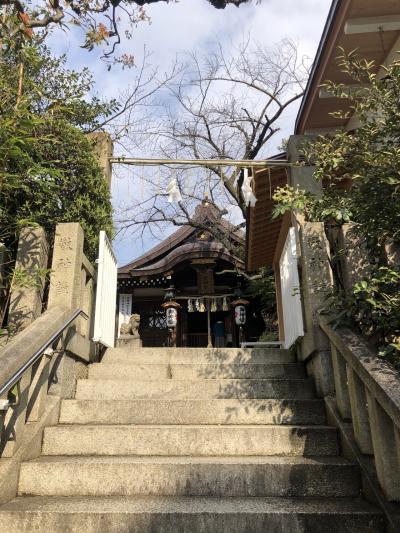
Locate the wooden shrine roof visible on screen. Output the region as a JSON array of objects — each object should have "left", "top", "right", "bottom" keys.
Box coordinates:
[
  {"left": 127, "top": 242, "right": 244, "bottom": 278},
  {"left": 119, "top": 202, "right": 245, "bottom": 279}
]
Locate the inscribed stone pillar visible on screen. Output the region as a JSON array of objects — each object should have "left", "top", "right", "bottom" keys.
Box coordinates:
[
  {"left": 338, "top": 223, "right": 371, "bottom": 291},
  {"left": 48, "top": 223, "right": 84, "bottom": 311},
  {"left": 299, "top": 221, "right": 334, "bottom": 395},
  {"left": 87, "top": 132, "right": 113, "bottom": 189},
  {"left": 7, "top": 226, "right": 49, "bottom": 334}
]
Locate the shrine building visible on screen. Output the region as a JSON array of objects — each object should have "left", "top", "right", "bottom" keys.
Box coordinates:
[{"left": 117, "top": 200, "right": 264, "bottom": 347}]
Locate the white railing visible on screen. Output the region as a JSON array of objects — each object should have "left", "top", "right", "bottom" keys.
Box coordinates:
[
  {"left": 279, "top": 227, "right": 304, "bottom": 349},
  {"left": 93, "top": 231, "right": 117, "bottom": 348}
]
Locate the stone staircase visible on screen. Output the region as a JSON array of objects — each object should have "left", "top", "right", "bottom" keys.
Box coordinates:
[{"left": 0, "top": 347, "right": 384, "bottom": 532}]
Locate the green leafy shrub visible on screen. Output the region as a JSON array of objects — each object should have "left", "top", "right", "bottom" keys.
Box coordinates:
[
  {"left": 0, "top": 41, "right": 115, "bottom": 260},
  {"left": 273, "top": 50, "right": 400, "bottom": 364}
]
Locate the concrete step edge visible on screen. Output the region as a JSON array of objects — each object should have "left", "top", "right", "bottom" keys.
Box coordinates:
[
  {"left": 47, "top": 423, "right": 337, "bottom": 429},
  {"left": 21, "top": 455, "right": 355, "bottom": 466},
  {"left": 0, "top": 495, "right": 383, "bottom": 515}
]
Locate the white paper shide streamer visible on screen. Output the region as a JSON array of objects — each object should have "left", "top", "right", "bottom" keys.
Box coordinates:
[
  {"left": 166, "top": 173, "right": 182, "bottom": 203},
  {"left": 241, "top": 168, "right": 257, "bottom": 207}
]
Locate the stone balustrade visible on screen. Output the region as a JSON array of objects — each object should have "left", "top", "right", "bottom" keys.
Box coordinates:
[
  {"left": 0, "top": 222, "right": 100, "bottom": 503},
  {"left": 319, "top": 315, "right": 400, "bottom": 503}
]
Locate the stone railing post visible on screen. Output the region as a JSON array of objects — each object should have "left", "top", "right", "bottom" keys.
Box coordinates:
[
  {"left": 331, "top": 345, "right": 351, "bottom": 420},
  {"left": 367, "top": 393, "right": 400, "bottom": 501},
  {"left": 7, "top": 226, "right": 49, "bottom": 335},
  {"left": 347, "top": 367, "right": 373, "bottom": 454},
  {"left": 47, "top": 223, "right": 96, "bottom": 398},
  {"left": 298, "top": 221, "right": 334, "bottom": 396},
  {"left": 338, "top": 223, "right": 371, "bottom": 291}
]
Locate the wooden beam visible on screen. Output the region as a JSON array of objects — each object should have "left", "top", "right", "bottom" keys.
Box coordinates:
[
  {"left": 109, "top": 157, "right": 289, "bottom": 169},
  {"left": 345, "top": 15, "right": 400, "bottom": 35}
]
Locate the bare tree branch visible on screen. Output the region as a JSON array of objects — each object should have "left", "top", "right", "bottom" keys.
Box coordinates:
[
  {"left": 115, "top": 37, "right": 309, "bottom": 249},
  {"left": 0, "top": 0, "right": 253, "bottom": 62}
]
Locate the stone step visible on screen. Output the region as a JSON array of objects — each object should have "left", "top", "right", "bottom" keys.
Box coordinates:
[
  {"left": 75, "top": 378, "right": 315, "bottom": 400},
  {"left": 18, "top": 456, "right": 360, "bottom": 498},
  {"left": 59, "top": 398, "right": 326, "bottom": 425},
  {"left": 102, "top": 347, "right": 294, "bottom": 365},
  {"left": 88, "top": 362, "right": 306, "bottom": 380},
  {"left": 42, "top": 425, "right": 339, "bottom": 456},
  {"left": 0, "top": 496, "right": 384, "bottom": 532}
]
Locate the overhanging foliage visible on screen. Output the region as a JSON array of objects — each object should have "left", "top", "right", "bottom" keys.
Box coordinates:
[{"left": 0, "top": 41, "right": 114, "bottom": 260}]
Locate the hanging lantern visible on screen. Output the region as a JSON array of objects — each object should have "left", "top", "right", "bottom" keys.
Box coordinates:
[
  {"left": 161, "top": 300, "right": 181, "bottom": 347},
  {"left": 162, "top": 300, "right": 181, "bottom": 327},
  {"left": 235, "top": 305, "right": 246, "bottom": 325},
  {"left": 231, "top": 297, "right": 249, "bottom": 326},
  {"left": 231, "top": 297, "right": 249, "bottom": 345},
  {"left": 166, "top": 307, "right": 178, "bottom": 328}
]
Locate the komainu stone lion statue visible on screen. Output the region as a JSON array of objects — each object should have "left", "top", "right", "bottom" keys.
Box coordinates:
[{"left": 120, "top": 314, "right": 140, "bottom": 337}]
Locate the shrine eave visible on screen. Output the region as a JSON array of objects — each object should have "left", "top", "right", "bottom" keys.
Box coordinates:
[{"left": 127, "top": 242, "right": 244, "bottom": 278}]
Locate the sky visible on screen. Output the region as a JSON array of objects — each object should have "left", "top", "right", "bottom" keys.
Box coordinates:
[{"left": 49, "top": 0, "right": 332, "bottom": 265}]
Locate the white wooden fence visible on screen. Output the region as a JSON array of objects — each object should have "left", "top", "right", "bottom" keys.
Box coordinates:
[
  {"left": 279, "top": 227, "right": 304, "bottom": 349},
  {"left": 93, "top": 231, "right": 118, "bottom": 348}
]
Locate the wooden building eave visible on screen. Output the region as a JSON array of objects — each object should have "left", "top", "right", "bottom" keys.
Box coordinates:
[
  {"left": 296, "top": 0, "right": 400, "bottom": 134},
  {"left": 245, "top": 166, "right": 288, "bottom": 272}
]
